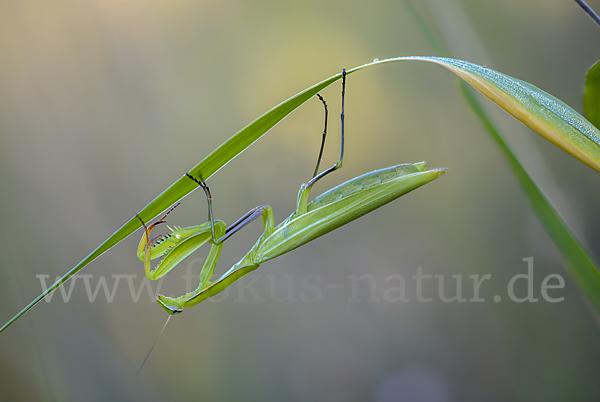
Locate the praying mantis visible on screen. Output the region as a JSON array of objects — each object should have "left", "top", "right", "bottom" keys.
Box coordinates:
[{"left": 137, "top": 70, "right": 447, "bottom": 315}]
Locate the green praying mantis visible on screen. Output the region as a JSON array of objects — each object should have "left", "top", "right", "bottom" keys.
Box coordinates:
[{"left": 136, "top": 70, "right": 447, "bottom": 315}]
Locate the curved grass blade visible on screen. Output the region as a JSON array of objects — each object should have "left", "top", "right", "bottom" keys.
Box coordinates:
[
  {"left": 378, "top": 57, "right": 600, "bottom": 174},
  {"left": 5, "top": 54, "right": 600, "bottom": 332},
  {"left": 584, "top": 60, "right": 600, "bottom": 129},
  {"left": 407, "top": 0, "right": 600, "bottom": 311}
]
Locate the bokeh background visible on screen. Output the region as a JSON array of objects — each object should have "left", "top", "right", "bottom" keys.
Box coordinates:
[{"left": 1, "top": 0, "right": 600, "bottom": 400}]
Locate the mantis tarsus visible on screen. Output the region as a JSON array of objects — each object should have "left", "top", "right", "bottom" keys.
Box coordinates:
[{"left": 137, "top": 70, "right": 447, "bottom": 315}]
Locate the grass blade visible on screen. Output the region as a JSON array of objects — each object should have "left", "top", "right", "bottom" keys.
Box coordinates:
[
  {"left": 460, "top": 81, "right": 600, "bottom": 311},
  {"left": 0, "top": 71, "right": 347, "bottom": 333},
  {"left": 402, "top": 57, "right": 600, "bottom": 174},
  {"left": 6, "top": 52, "right": 600, "bottom": 332},
  {"left": 409, "top": 0, "right": 600, "bottom": 312}
]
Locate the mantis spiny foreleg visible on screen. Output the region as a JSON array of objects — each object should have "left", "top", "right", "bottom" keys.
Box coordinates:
[{"left": 136, "top": 202, "right": 180, "bottom": 277}]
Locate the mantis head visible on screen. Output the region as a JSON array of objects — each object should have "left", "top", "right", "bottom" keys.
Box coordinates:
[{"left": 156, "top": 294, "right": 183, "bottom": 315}]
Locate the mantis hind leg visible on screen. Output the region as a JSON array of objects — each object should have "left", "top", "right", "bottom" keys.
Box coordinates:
[
  {"left": 312, "top": 93, "right": 328, "bottom": 178},
  {"left": 307, "top": 68, "right": 346, "bottom": 191},
  {"left": 295, "top": 69, "right": 347, "bottom": 216}
]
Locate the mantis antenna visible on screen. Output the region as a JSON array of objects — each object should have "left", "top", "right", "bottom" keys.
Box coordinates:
[{"left": 136, "top": 315, "right": 171, "bottom": 376}]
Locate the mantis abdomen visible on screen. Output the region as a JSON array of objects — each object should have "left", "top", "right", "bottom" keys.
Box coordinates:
[{"left": 255, "top": 162, "right": 446, "bottom": 263}]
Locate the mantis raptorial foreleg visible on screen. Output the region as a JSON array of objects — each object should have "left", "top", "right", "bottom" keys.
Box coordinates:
[
  {"left": 136, "top": 197, "right": 227, "bottom": 284},
  {"left": 136, "top": 202, "right": 180, "bottom": 278}
]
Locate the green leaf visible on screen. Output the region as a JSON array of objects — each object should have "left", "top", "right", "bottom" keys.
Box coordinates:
[
  {"left": 5, "top": 55, "right": 600, "bottom": 332},
  {"left": 584, "top": 60, "right": 600, "bottom": 129}
]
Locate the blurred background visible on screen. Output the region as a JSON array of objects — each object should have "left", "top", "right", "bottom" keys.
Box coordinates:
[{"left": 1, "top": 0, "right": 600, "bottom": 400}]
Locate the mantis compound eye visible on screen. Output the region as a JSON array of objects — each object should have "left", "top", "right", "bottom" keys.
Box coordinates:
[{"left": 156, "top": 295, "right": 183, "bottom": 315}]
